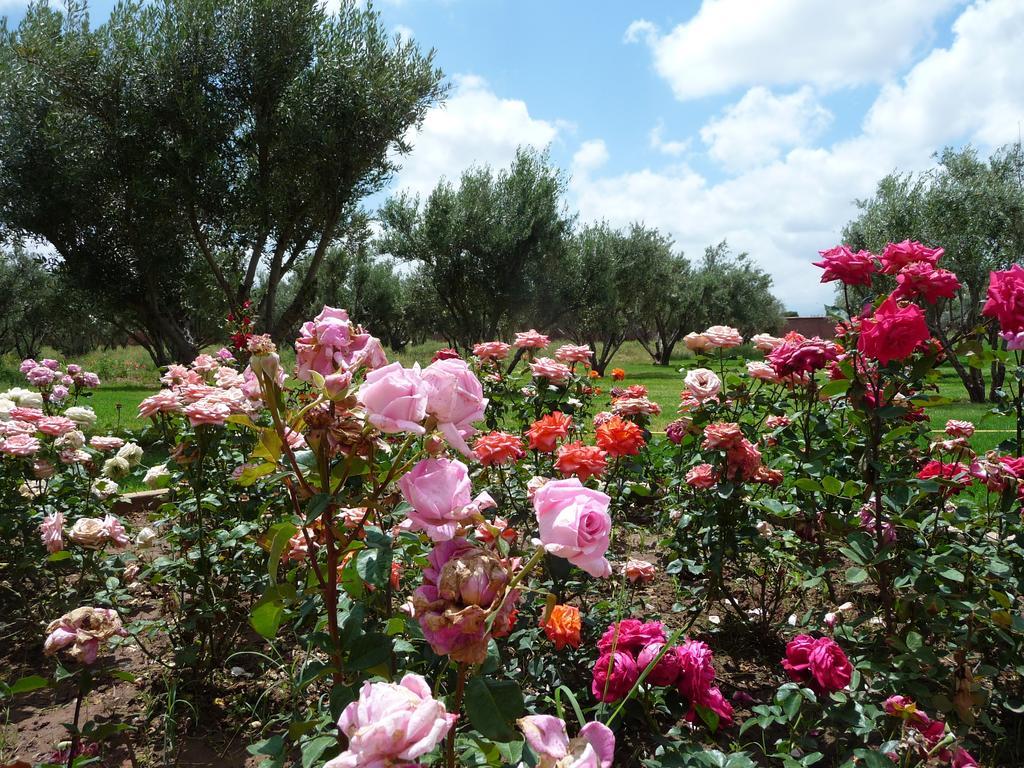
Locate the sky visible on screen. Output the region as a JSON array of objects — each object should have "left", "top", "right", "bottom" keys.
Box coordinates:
[{"left": 3, "top": 0, "right": 1024, "bottom": 314}]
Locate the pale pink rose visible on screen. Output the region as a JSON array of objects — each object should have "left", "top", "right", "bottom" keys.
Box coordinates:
[
  {"left": 1, "top": 433, "right": 41, "bottom": 457},
  {"left": 40, "top": 512, "right": 65, "bottom": 553},
  {"left": 19, "top": 358, "right": 38, "bottom": 374},
  {"left": 161, "top": 364, "right": 201, "bottom": 387},
  {"left": 398, "top": 458, "right": 475, "bottom": 541},
  {"left": 190, "top": 353, "right": 219, "bottom": 374},
  {"left": 745, "top": 362, "right": 774, "bottom": 382},
  {"left": 89, "top": 436, "right": 125, "bottom": 452},
  {"left": 323, "top": 370, "right": 353, "bottom": 398},
  {"left": 184, "top": 398, "right": 231, "bottom": 426},
  {"left": 27, "top": 366, "right": 57, "bottom": 387},
  {"left": 215, "top": 347, "right": 235, "bottom": 362},
  {"left": 358, "top": 362, "right": 428, "bottom": 435},
  {"left": 138, "top": 389, "right": 181, "bottom": 418},
  {"left": 623, "top": 558, "right": 656, "bottom": 584},
  {"left": 44, "top": 607, "right": 127, "bottom": 665},
  {"left": 533, "top": 478, "right": 612, "bottom": 578},
  {"left": 177, "top": 383, "right": 220, "bottom": 405},
  {"left": 36, "top": 416, "right": 77, "bottom": 437},
  {"left": 610, "top": 396, "right": 662, "bottom": 417},
  {"left": 750, "top": 333, "right": 783, "bottom": 353},
  {"left": 765, "top": 415, "right": 791, "bottom": 429},
  {"left": 81, "top": 372, "right": 100, "bottom": 388},
  {"left": 283, "top": 428, "right": 307, "bottom": 451},
  {"left": 513, "top": 329, "right": 550, "bottom": 349},
  {"left": 214, "top": 367, "right": 245, "bottom": 389},
  {"left": 518, "top": 715, "right": 615, "bottom": 768},
  {"left": 530, "top": 357, "right": 573, "bottom": 385},
  {"left": 101, "top": 515, "right": 130, "bottom": 548},
  {"left": 0, "top": 420, "right": 34, "bottom": 436},
  {"left": 472, "top": 341, "right": 511, "bottom": 361},
  {"left": 10, "top": 406, "right": 43, "bottom": 423},
  {"left": 683, "top": 368, "right": 722, "bottom": 402},
  {"left": 50, "top": 385, "right": 69, "bottom": 403},
  {"left": 683, "top": 332, "right": 711, "bottom": 352},
  {"left": 703, "top": 325, "right": 743, "bottom": 348},
  {"left": 324, "top": 673, "right": 456, "bottom": 768},
  {"left": 421, "top": 358, "right": 487, "bottom": 455},
  {"left": 40, "top": 358, "right": 60, "bottom": 370},
  {"left": 555, "top": 344, "right": 593, "bottom": 364},
  {"left": 68, "top": 518, "right": 109, "bottom": 549},
  {"left": 945, "top": 420, "right": 975, "bottom": 439}
]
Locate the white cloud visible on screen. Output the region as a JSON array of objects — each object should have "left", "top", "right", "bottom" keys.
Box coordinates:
[
  {"left": 649, "top": 121, "right": 690, "bottom": 157},
  {"left": 578, "top": 0, "right": 1024, "bottom": 314},
  {"left": 700, "top": 86, "right": 832, "bottom": 172},
  {"left": 627, "top": 0, "right": 961, "bottom": 100},
  {"left": 393, "top": 74, "right": 561, "bottom": 198},
  {"left": 393, "top": 24, "right": 415, "bottom": 43},
  {"left": 572, "top": 140, "right": 609, "bottom": 173}
]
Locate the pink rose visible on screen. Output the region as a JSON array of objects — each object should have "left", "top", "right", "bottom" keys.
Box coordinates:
[
  {"left": 893, "top": 262, "right": 961, "bottom": 304},
  {"left": 513, "top": 329, "right": 550, "bottom": 349},
  {"left": 19, "top": 358, "right": 38, "bottom": 374},
  {"left": 702, "top": 326, "right": 743, "bottom": 348},
  {"left": 812, "top": 245, "right": 877, "bottom": 286},
  {"left": 421, "top": 358, "right": 487, "bottom": 455},
  {"left": 40, "top": 511, "right": 65, "bottom": 553},
  {"left": 597, "top": 619, "right": 666, "bottom": 654},
  {"left": 750, "top": 333, "right": 783, "bottom": 352},
  {"left": 782, "top": 634, "right": 852, "bottom": 694},
  {"left": 1, "top": 433, "right": 41, "bottom": 457},
  {"left": 472, "top": 340, "right": 511, "bottom": 361},
  {"left": 358, "top": 362, "right": 428, "bottom": 435},
  {"left": 399, "top": 458, "right": 482, "bottom": 541},
  {"left": 27, "top": 366, "right": 57, "bottom": 387},
  {"left": 768, "top": 336, "right": 839, "bottom": 377},
  {"left": 294, "top": 306, "right": 387, "bottom": 381},
  {"left": 746, "top": 361, "right": 778, "bottom": 382},
  {"left": 591, "top": 651, "right": 638, "bottom": 702},
  {"left": 183, "top": 398, "right": 230, "bottom": 427},
  {"left": 138, "top": 390, "right": 182, "bottom": 418},
  {"left": 857, "top": 295, "right": 930, "bottom": 365},
  {"left": 518, "top": 715, "right": 615, "bottom": 768},
  {"left": 43, "top": 607, "right": 127, "bottom": 665},
  {"left": 325, "top": 673, "right": 456, "bottom": 768},
  {"left": 982, "top": 264, "right": 1024, "bottom": 333},
  {"left": 675, "top": 639, "right": 716, "bottom": 703},
  {"left": 555, "top": 344, "right": 593, "bottom": 364},
  {"left": 945, "top": 419, "right": 975, "bottom": 438},
  {"left": 533, "top": 478, "right": 612, "bottom": 578},
  {"left": 685, "top": 463, "right": 718, "bottom": 489},
  {"left": 879, "top": 240, "right": 943, "bottom": 275},
  {"left": 683, "top": 332, "right": 711, "bottom": 352},
  {"left": 623, "top": 558, "right": 656, "bottom": 584},
  {"left": 683, "top": 368, "right": 721, "bottom": 402},
  {"left": 36, "top": 416, "right": 77, "bottom": 437},
  {"left": 1002, "top": 330, "right": 1024, "bottom": 350},
  {"left": 637, "top": 641, "right": 681, "bottom": 686},
  {"left": 530, "top": 357, "right": 573, "bottom": 385}
]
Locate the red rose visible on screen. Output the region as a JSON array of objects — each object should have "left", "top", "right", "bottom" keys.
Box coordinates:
[
  {"left": 857, "top": 295, "right": 930, "bottom": 365},
  {"left": 982, "top": 264, "right": 1024, "bottom": 333},
  {"left": 812, "top": 245, "right": 877, "bottom": 286}
]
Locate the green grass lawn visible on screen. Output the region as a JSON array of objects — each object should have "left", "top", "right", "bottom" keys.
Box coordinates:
[{"left": 2, "top": 340, "right": 1017, "bottom": 452}]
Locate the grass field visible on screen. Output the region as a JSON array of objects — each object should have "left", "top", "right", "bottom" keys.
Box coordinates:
[{"left": 1, "top": 341, "right": 1017, "bottom": 452}]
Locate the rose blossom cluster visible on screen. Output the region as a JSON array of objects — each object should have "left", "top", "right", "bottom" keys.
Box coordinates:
[
  {"left": 883, "top": 696, "right": 978, "bottom": 767},
  {"left": 814, "top": 241, "right": 959, "bottom": 307},
  {"left": 767, "top": 333, "right": 840, "bottom": 378},
  {"left": 591, "top": 620, "right": 733, "bottom": 727},
  {"left": 700, "top": 422, "right": 764, "bottom": 483},
  {"left": 17, "top": 357, "right": 100, "bottom": 406}
]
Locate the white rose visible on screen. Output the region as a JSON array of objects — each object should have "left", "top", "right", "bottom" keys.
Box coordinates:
[
  {"left": 117, "top": 442, "right": 144, "bottom": 467},
  {"left": 17, "top": 391, "right": 44, "bottom": 409},
  {"left": 0, "top": 397, "right": 15, "bottom": 420},
  {"left": 91, "top": 477, "right": 119, "bottom": 500},
  {"left": 103, "top": 456, "right": 131, "bottom": 480},
  {"left": 55, "top": 430, "right": 86, "bottom": 450},
  {"left": 64, "top": 406, "right": 97, "bottom": 429},
  {"left": 68, "top": 517, "right": 107, "bottom": 549},
  {"left": 143, "top": 464, "right": 170, "bottom": 489},
  {"left": 136, "top": 526, "right": 158, "bottom": 549}
]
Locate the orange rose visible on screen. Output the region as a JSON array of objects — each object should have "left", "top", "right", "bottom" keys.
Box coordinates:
[
  {"left": 610, "top": 368, "right": 626, "bottom": 381},
  {"left": 554, "top": 441, "right": 608, "bottom": 481},
  {"left": 473, "top": 431, "right": 526, "bottom": 466},
  {"left": 526, "top": 412, "right": 572, "bottom": 453},
  {"left": 542, "top": 604, "right": 581, "bottom": 650},
  {"left": 595, "top": 416, "right": 646, "bottom": 457}
]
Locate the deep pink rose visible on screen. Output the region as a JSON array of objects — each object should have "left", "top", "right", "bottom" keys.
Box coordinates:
[
  {"left": 294, "top": 306, "right": 387, "bottom": 381},
  {"left": 358, "top": 362, "right": 428, "bottom": 435},
  {"left": 591, "top": 651, "right": 638, "bottom": 702},
  {"left": 676, "top": 640, "right": 716, "bottom": 703},
  {"left": 597, "top": 619, "right": 667, "bottom": 654},
  {"left": 518, "top": 715, "right": 615, "bottom": 768},
  {"left": 879, "top": 240, "right": 943, "bottom": 275},
  {"left": 812, "top": 245, "right": 877, "bottom": 286},
  {"left": 694, "top": 685, "right": 734, "bottom": 727},
  {"left": 685, "top": 463, "right": 718, "bottom": 489},
  {"left": 782, "top": 635, "right": 852, "bottom": 693},
  {"left": 533, "top": 478, "right": 612, "bottom": 578},
  {"left": 982, "top": 264, "right": 1024, "bottom": 333},
  {"left": 421, "top": 358, "right": 487, "bottom": 455},
  {"left": 325, "top": 673, "right": 456, "bottom": 768},
  {"left": 857, "top": 296, "right": 930, "bottom": 365},
  {"left": 768, "top": 336, "right": 839, "bottom": 377},
  {"left": 637, "top": 642, "right": 681, "bottom": 686},
  {"left": 893, "top": 262, "right": 961, "bottom": 304}
]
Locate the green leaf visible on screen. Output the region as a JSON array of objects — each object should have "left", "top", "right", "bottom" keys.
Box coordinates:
[
  {"left": 346, "top": 633, "right": 391, "bottom": 670},
  {"left": 267, "top": 521, "right": 298, "bottom": 586},
  {"left": 821, "top": 476, "right": 842, "bottom": 495},
  {"left": 250, "top": 599, "right": 284, "bottom": 640},
  {"left": 940, "top": 568, "right": 965, "bottom": 583},
  {"left": 845, "top": 567, "right": 868, "bottom": 584},
  {"left": 235, "top": 462, "right": 276, "bottom": 487},
  {"left": 464, "top": 677, "right": 525, "bottom": 742},
  {"left": 301, "top": 735, "right": 336, "bottom": 768},
  {"left": 47, "top": 550, "right": 73, "bottom": 563},
  {"left": 8, "top": 675, "right": 49, "bottom": 695}
]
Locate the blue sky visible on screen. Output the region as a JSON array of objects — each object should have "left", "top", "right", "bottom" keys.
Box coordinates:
[{"left": 3, "top": 0, "right": 1022, "bottom": 314}]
